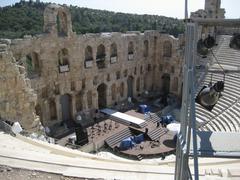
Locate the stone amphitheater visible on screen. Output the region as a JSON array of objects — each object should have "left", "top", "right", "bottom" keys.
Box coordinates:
[
  {"left": 1, "top": 0, "right": 240, "bottom": 179},
  {"left": 0, "top": 3, "right": 183, "bottom": 130},
  {"left": 196, "top": 35, "right": 240, "bottom": 132}
]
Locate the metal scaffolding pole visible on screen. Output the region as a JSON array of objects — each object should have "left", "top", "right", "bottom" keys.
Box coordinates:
[
  {"left": 174, "top": 22, "right": 199, "bottom": 180},
  {"left": 175, "top": 18, "right": 240, "bottom": 180}
]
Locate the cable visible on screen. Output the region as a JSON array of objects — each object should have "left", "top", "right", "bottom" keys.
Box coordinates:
[{"left": 210, "top": 49, "right": 226, "bottom": 81}]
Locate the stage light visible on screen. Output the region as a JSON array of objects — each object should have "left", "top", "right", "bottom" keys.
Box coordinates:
[
  {"left": 229, "top": 33, "right": 240, "bottom": 50},
  {"left": 197, "top": 35, "right": 216, "bottom": 56},
  {"left": 203, "top": 35, "right": 216, "bottom": 49},
  {"left": 195, "top": 81, "right": 224, "bottom": 111},
  {"left": 197, "top": 38, "right": 209, "bottom": 56}
]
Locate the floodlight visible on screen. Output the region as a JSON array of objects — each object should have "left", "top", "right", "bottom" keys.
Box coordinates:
[
  {"left": 229, "top": 33, "right": 240, "bottom": 50},
  {"left": 197, "top": 35, "right": 216, "bottom": 57},
  {"left": 203, "top": 35, "right": 216, "bottom": 49},
  {"left": 197, "top": 39, "right": 208, "bottom": 56},
  {"left": 195, "top": 81, "right": 224, "bottom": 111}
]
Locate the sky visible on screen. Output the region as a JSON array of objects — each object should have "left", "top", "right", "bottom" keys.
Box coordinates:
[{"left": 0, "top": 0, "right": 239, "bottom": 19}]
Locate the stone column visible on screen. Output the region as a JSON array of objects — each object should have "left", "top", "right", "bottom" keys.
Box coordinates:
[
  {"left": 92, "top": 90, "right": 98, "bottom": 109},
  {"left": 55, "top": 95, "right": 62, "bottom": 122},
  {"left": 106, "top": 85, "right": 111, "bottom": 107},
  {"left": 124, "top": 81, "right": 128, "bottom": 99},
  {"left": 82, "top": 92, "right": 88, "bottom": 110},
  {"left": 71, "top": 93, "right": 76, "bottom": 119},
  {"left": 42, "top": 99, "right": 49, "bottom": 126},
  {"left": 140, "top": 76, "right": 144, "bottom": 93}
]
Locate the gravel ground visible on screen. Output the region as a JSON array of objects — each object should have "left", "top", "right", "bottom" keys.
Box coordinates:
[{"left": 0, "top": 165, "right": 100, "bottom": 180}]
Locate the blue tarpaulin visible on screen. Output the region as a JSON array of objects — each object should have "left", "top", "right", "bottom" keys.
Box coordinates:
[
  {"left": 134, "top": 133, "right": 145, "bottom": 144},
  {"left": 138, "top": 104, "right": 150, "bottom": 114},
  {"left": 119, "top": 137, "right": 135, "bottom": 150},
  {"left": 161, "top": 115, "right": 175, "bottom": 125}
]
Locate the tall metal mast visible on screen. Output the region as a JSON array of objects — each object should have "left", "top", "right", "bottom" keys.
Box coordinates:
[{"left": 174, "top": 1, "right": 199, "bottom": 179}]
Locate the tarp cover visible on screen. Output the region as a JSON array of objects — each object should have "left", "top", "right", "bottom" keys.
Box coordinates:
[
  {"left": 161, "top": 115, "right": 175, "bottom": 124},
  {"left": 134, "top": 133, "right": 145, "bottom": 144},
  {"left": 119, "top": 137, "right": 135, "bottom": 150},
  {"left": 138, "top": 104, "right": 150, "bottom": 114}
]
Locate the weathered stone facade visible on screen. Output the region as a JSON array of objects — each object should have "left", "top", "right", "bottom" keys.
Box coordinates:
[
  {"left": 0, "top": 40, "right": 38, "bottom": 129},
  {"left": 191, "top": 0, "right": 225, "bottom": 19},
  {"left": 204, "top": 0, "right": 225, "bottom": 19},
  {"left": 1, "top": 4, "right": 184, "bottom": 129}
]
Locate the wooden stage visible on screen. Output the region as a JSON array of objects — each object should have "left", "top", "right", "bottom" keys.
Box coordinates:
[{"left": 57, "top": 109, "right": 176, "bottom": 160}]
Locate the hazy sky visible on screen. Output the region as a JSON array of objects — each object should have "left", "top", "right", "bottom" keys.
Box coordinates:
[{"left": 0, "top": 0, "right": 239, "bottom": 19}]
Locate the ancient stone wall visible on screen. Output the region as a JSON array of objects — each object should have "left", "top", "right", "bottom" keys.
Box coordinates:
[
  {"left": 3, "top": 4, "right": 183, "bottom": 128},
  {"left": 0, "top": 40, "right": 38, "bottom": 130},
  {"left": 204, "top": 0, "right": 225, "bottom": 19}
]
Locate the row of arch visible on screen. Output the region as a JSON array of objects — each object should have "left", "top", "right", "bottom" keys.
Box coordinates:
[
  {"left": 25, "top": 40, "right": 173, "bottom": 77},
  {"left": 37, "top": 71, "right": 179, "bottom": 125}
]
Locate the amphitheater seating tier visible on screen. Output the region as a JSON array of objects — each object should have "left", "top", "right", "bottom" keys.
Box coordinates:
[{"left": 196, "top": 35, "right": 240, "bottom": 132}]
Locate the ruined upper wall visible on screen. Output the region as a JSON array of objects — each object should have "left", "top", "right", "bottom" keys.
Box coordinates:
[
  {"left": 2, "top": 4, "right": 184, "bottom": 127},
  {"left": 205, "top": 0, "right": 225, "bottom": 18},
  {"left": 43, "top": 4, "right": 73, "bottom": 37},
  {"left": 191, "top": 0, "right": 225, "bottom": 19},
  {"left": 0, "top": 40, "right": 38, "bottom": 130}
]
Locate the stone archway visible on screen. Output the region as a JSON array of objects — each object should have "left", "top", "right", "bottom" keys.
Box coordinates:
[
  {"left": 35, "top": 104, "right": 42, "bottom": 123},
  {"left": 97, "top": 83, "right": 107, "bottom": 109},
  {"left": 127, "top": 76, "right": 134, "bottom": 98},
  {"left": 76, "top": 92, "right": 83, "bottom": 112},
  {"left": 144, "top": 73, "right": 153, "bottom": 91},
  {"left": 57, "top": 11, "right": 68, "bottom": 36},
  {"left": 162, "top": 73, "right": 170, "bottom": 95},
  {"left": 43, "top": 4, "right": 73, "bottom": 36},
  {"left": 60, "top": 94, "right": 72, "bottom": 125},
  {"left": 49, "top": 98, "right": 57, "bottom": 121}
]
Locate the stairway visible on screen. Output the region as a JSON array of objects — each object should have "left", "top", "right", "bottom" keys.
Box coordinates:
[
  {"left": 148, "top": 128, "right": 167, "bottom": 141},
  {"left": 105, "top": 128, "right": 132, "bottom": 148}
]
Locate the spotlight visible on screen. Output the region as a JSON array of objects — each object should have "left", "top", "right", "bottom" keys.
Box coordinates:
[
  {"left": 229, "top": 33, "right": 240, "bottom": 50},
  {"left": 195, "top": 81, "right": 224, "bottom": 111},
  {"left": 197, "top": 35, "right": 216, "bottom": 57},
  {"left": 203, "top": 35, "right": 216, "bottom": 49},
  {"left": 197, "top": 38, "right": 208, "bottom": 56}
]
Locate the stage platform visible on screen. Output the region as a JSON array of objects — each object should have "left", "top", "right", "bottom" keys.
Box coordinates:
[{"left": 100, "top": 108, "right": 146, "bottom": 128}]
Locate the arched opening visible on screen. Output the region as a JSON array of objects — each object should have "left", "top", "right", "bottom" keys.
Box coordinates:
[
  {"left": 57, "top": 11, "right": 68, "bottom": 37},
  {"left": 110, "top": 43, "right": 117, "bottom": 64},
  {"left": 163, "top": 41, "right": 172, "bottom": 58},
  {"left": 97, "top": 83, "right": 107, "bottom": 109},
  {"left": 144, "top": 73, "right": 153, "bottom": 91},
  {"left": 96, "top": 44, "right": 106, "bottom": 69},
  {"left": 58, "top": 48, "right": 69, "bottom": 73},
  {"left": 116, "top": 71, "right": 121, "bottom": 79},
  {"left": 162, "top": 73, "right": 171, "bottom": 95},
  {"left": 120, "top": 82, "right": 124, "bottom": 97},
  {"left": 143, "top": 40, "right": 149, "bottom": 57},
  {"left": 76, "top": 92, "right": 83, "bottom": 112},
  {"left": 35, "top": 104, "right": 42, "bottom": 123},
  {"left": 111, "top": 43, "right": 117, "bottom": 57},
  {"left": 87, "top": 91, "right": 92, "bottom": 109},
  {"left": 123, "top": 69, "right": 128, "bottom": 77},
  {"left": 128, "top": 41, "right": 134, "bottom": 60},
  {"left": 60, "top": 94, "right": 72, "bottom": 124},
  {"left": 111, "top": 83, "right": 116, "bottom": 101},
  {"left": 136, "top": 77, "right": 140, "bottom": 92},
  {"left": 140, "top": 66, "right": 143, "bottom": 74},
  {"left": 172, "top": 77, "right": 178, "bottom": 92},
  {"left": 84, "top": 46, "right": 93, "bottom": 68},
  {"left": 49, "top": 98, "right": 57, "bottom": 121},
  {"left": 26, "top": 52, "right": 41, "bottom": 78},
  {"left": 127, "top": 76, "right": 134, "bottom": 98}
]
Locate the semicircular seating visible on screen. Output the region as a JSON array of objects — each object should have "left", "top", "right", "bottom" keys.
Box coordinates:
[{"left": 196, "top": 35, "right": 240, "bottom": 132}]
